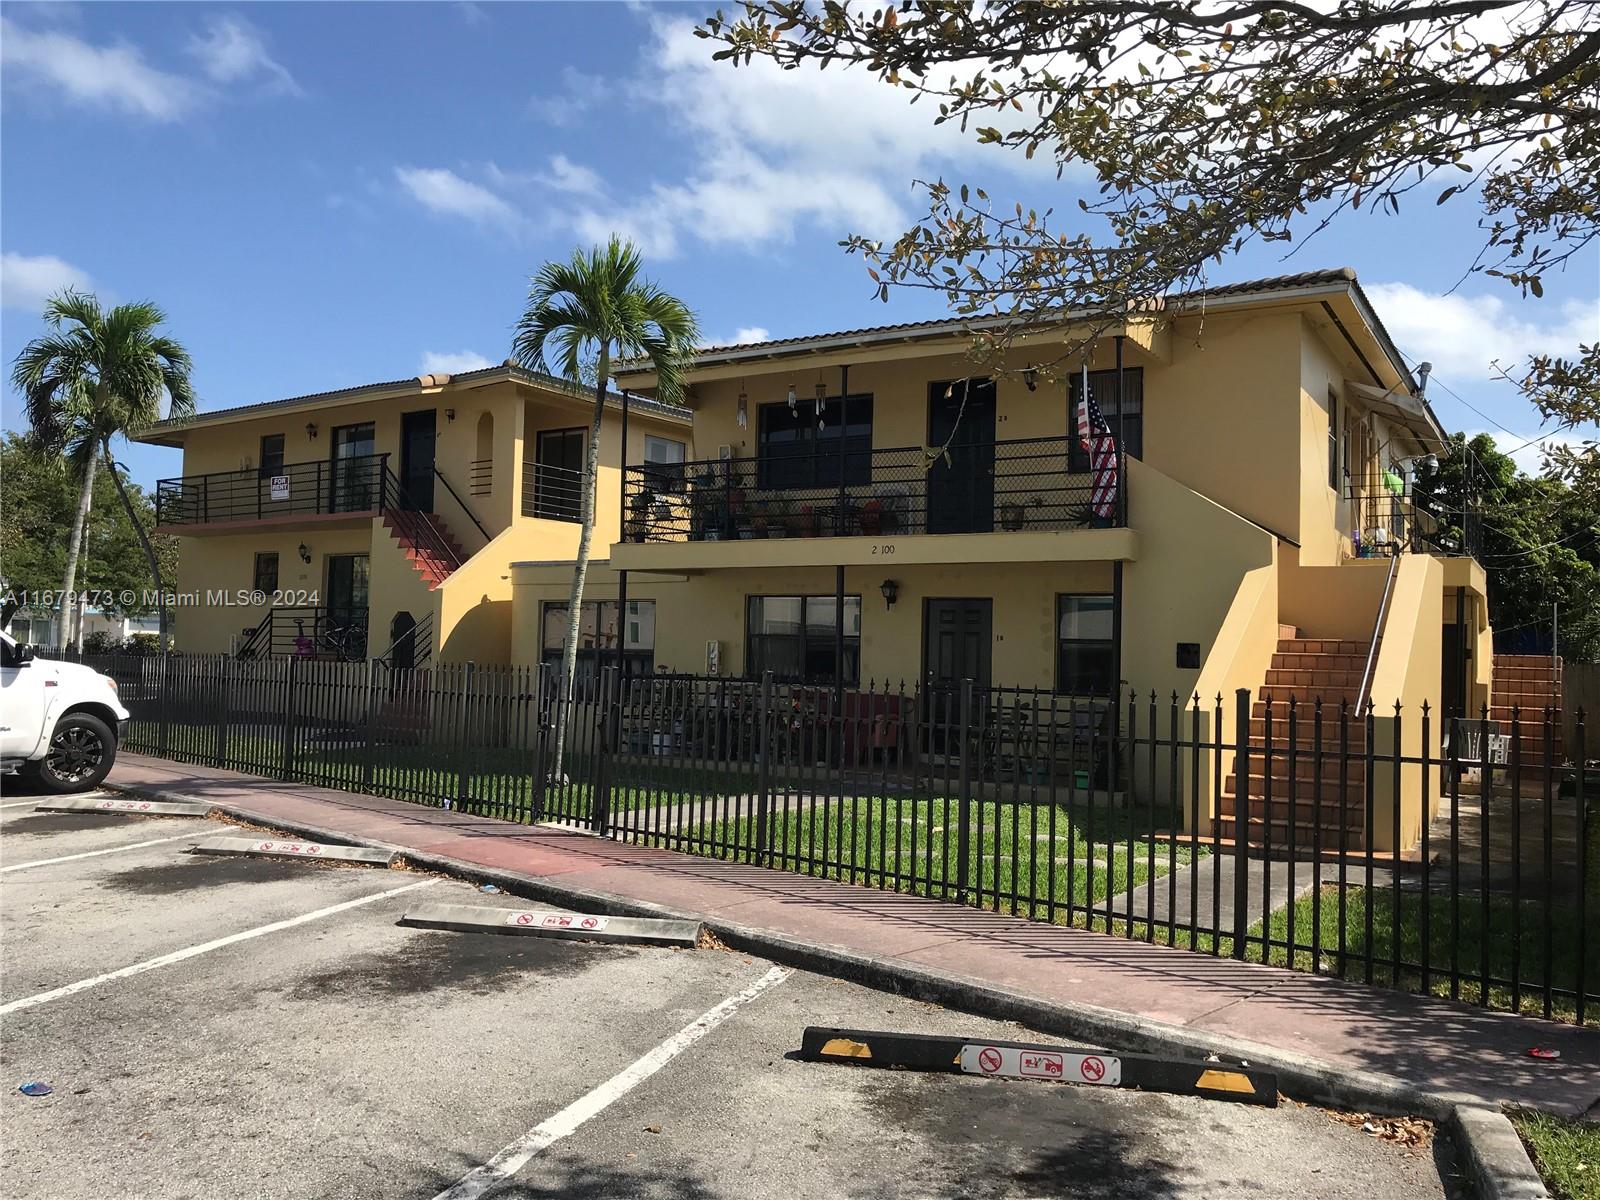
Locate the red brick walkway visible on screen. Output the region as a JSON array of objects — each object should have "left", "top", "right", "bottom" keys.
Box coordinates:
[{"left": 106, "top": 752, "right": 1598, "bottom": 1116}]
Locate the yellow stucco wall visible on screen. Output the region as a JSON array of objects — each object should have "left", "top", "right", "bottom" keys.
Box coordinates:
[
  {"left": 1367, "top": 555, "right": 1445, "bottom": 852},
  {"left": 171, "top": 525, "right": 374, "bottom": 652}
]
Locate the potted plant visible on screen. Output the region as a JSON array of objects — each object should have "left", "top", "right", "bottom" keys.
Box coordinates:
[
  {"left": 626, "top": 489, "right": 653, "bottom": 543},
  {"left": 859, "top": 497, "right": 885, "bottom": 536}
]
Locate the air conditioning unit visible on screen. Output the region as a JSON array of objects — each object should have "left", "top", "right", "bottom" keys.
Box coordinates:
[{"left": 718, "top": 444, "right": 733, "bottom": 460}]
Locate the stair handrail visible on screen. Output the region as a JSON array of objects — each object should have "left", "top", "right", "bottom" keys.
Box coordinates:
[
  {"left": 432, "top": 466, "right": 490, "bottom": 545},
  {"left": 236, "top": 609, "right": 272, "bottom": 659},
  {"left": 373, "top": 611, "right": 434, "bottom": 668},
  {"left": 380, "top": 467, "right": 465, "bottom": 570},
  {"left": 1357, "top": 555, "right": 1401, "bottom": 716}
]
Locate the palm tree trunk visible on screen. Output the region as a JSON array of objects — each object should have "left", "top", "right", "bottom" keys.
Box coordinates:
[
  {"left": 101, "top": 441, "right": 168, "bottom": 648},
  {"left": 58, "top": 459, "right": 97, "bottom": 650},
  {"left": 551, "top": 356, "right": 611, "bottom": 783}
]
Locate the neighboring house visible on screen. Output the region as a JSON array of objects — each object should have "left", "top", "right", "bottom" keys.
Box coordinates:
[
  {"left": 508, "top": 267, "right": 1493, "bottom": 851},
  {"left": 136, "top": 364, "right": 692, "bottom": 666},
  {"left": 4, "top": 608, "right": 160, "bottom": 648}
]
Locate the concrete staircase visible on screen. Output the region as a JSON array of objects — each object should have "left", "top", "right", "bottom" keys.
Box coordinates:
[
  {"left": 381, "top": 510, "right": 465, "bottom": 590},
  {"left": 1219, "top": 624, "right": 1370, "bottom": 851},
  {"left": 1490, "top": 654, "right": 1564, "bottom": 766}
]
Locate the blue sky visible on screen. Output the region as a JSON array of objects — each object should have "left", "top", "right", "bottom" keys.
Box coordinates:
[{"left": 3, "top": 1, "right": 1596, "bottom": 489}]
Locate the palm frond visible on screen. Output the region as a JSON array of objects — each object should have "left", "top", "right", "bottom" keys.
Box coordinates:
[{"left": 513, "top": 237, "right": 697, "bottom": 396}]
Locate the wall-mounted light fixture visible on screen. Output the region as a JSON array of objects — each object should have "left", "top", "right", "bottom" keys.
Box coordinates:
[
  {"left": 445, "top": 408, "right": 456, "bottom": 422},
  {"left": 1023, "top": 366, "right": 1038, "bottom": 392},
  {"left": 298, "top": 543, "right": 312, "bottom": 564},
  {"left": 305, "top": 422, "right": 318, "bottom": 440},
  {"left": 879, "top": 578, "right": 899, "bottom": 610},
  {"left": 787, "top": 383, "right": 798, "bottom": 412}
]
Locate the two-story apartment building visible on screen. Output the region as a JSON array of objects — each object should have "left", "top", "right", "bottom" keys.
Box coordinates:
[
  {"left": 140, "top": 268, "right": 1493, "bottom": 850},
  {"left": 505, "top": 268, "right": 1494, "bottom": 850},
  {"left": 140, "top": 363, "right": 692, "bottom": 666}
]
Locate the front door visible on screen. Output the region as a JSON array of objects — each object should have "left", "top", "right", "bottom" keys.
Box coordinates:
[
  {"left": 924, "top": 598, "right": 993, "bottom": 689},
  {"left": 399, "top": 410, "right": 437, "bottom": 512},
  {"left": 329, "top": 422, "right": 377, "bottom": 512},
  {"left": 325, "top": 554, "right": 370, "bottom": 656},
  {"left": 926, "top": 379, "right": 998, "bottom": 534},
  {"left": 535, "top": 428, "right": 586, "bottom": 521}
]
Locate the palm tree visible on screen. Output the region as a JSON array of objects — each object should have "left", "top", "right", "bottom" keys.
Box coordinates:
[
  {"left": 512, "top": 239, "right": 697, "bottom": 779},
  {"left": 11, "top": 292, "right": 195, "bottom": 648}
]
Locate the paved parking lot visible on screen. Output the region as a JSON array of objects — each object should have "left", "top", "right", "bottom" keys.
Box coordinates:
[{"left": 0, "top": 785, "right": 1466, "bottom": 1199}]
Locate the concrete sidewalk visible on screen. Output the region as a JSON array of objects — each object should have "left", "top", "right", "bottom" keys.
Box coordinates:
[{"left": 101, "top": 752, "right": 1597, "bottom": 1118}]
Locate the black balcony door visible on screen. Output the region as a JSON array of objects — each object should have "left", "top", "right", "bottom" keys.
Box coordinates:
[
  {"left": 535, "top": 428, "right": 585, "bottom": 521},
  {"left": 399, "top": 410, "right": 437, "bottom": 512},
  {"left": 326, "top": 554, "right": 370, "bottom": 627},
  {"left": 329, "top": 422, "right": 376, "bottom": 512},
  {"left": 926, "top": 379, "right": 997, "bottom": 534}
]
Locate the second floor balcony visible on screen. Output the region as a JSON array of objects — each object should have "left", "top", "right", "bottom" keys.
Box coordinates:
[
  {"left": 621, "top": 435, "right": 1127, "bottom": 547},
  {"left": 1348, "top": 479, "right": 1481, "bottom": 559},
  {"left": 156, "top": 453, "right": 390, "bottom": 532}
]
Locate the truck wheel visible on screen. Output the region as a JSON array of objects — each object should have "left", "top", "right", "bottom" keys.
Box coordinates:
[{"left": 35, "top": 712, "right": 117, "bottom": 793}]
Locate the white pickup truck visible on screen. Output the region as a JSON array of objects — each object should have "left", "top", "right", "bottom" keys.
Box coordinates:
[{"left": 0, "top": 631, "right": 130, "bottom": 792}]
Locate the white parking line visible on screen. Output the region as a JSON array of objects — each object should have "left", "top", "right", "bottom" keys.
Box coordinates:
[
  {"left": 1, "top": 832, "right": 200, "bottom": 873},
  {"left": 0, "top": 799, "right": 48, "bottom": 810},
  {"left": 0, "top": 878, "right": 439, "bottom": 1016},
  {"left": 432, "top": 965, "right": 791, "bottom": 1200}
]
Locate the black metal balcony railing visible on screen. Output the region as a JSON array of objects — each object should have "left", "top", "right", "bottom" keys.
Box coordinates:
[
  {"left": 522, "top": 460, "right": 584, "bottom": 523},
  {"left": 469, "top": 457, "right": 493, "bottom": 497},
  {"left": 157, "top": 454, "right": 389, "bottom": 527},
  {"left": 1349, "top": 484, "right": 1481, "bottom": 558},
  {"left": 622, "top": 436, "right": 1125, "bottom": 544}
]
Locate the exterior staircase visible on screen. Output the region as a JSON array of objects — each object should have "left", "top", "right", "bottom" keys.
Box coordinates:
[
  {"left": 382, "top": 509, "right": 465, "bottom": 590},
  {"left": 1490, "top": 654, "right": 1564, "bottom": 766},
  {"left": 1219, "top": 624, "right": 1370, "bottom": 851}
]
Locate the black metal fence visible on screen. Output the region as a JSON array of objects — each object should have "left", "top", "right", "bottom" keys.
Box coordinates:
[{"left": 68, "top": 650, "right": 1595, "bottom": 1023}]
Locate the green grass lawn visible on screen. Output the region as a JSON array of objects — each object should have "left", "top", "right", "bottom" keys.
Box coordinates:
[
  {"left": 1247, "top": 884, "right": 1597, "bottom": 1023},
  {"left": 683, "top": 795, "right": 1201, "bottom": 920},
  {"left": 1509, "top": 1109, "right": 1600, "bottom": 1200}
]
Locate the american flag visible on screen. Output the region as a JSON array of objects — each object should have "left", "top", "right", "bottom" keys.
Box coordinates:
[{"left": 1076, "top": 367, "right": 1119, "bottom": 518}]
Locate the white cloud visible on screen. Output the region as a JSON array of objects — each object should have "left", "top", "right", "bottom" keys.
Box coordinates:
[
  {"left": 186, "top": 15, "right": 299, "bottom": 96},
  {"left": 549, "top": 14, "right": 1039, "bottom": 258},
  {"left": 733, "top": 326, "right": 770, "bottom": 344},
  {"left": 541, "top": 155, "right": 605, "bottom": 198},
  {"left": 395, "top": 167, "right": 517, "bottom": 227},
  {"left": 0, "top": 16, "right": 197, "bottom": 121},
  {"left": 420, "top": 350, "right": 495, "bottom": 375},
  {"left": 527, "top": 66, "right": 607, "bottom": 128},
  {"left": 1, "top": 252, "right": 94, "bottom": 311},
  {"left": 1367, "top": 283, "right": 1600, "bottom": 382},
  {"left": 419, "top": 347, "right": 492, "bottom": 376}
]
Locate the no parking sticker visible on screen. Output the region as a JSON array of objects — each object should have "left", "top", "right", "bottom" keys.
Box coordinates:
[
  {"left": 958, "top": 1044, "right": 1121, "bottom": 1086},
  {"left": 256, "top": 840, "right": 322, "bottom": 856},
  {"left": 503, "top": 911, "right": 610, "bottom": 932},
  {"left": 97, "top": 799, "right": 155, "bottom": 811}
]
